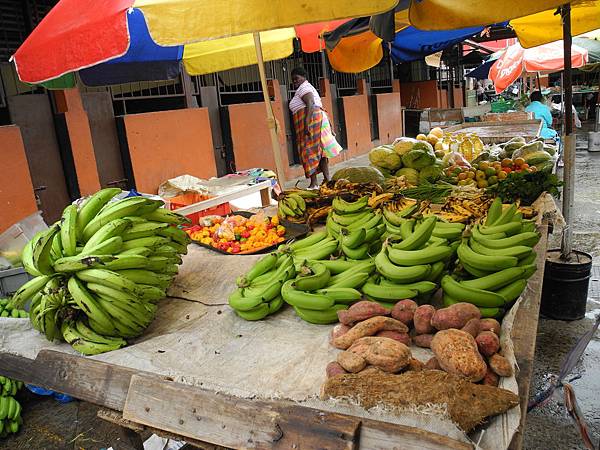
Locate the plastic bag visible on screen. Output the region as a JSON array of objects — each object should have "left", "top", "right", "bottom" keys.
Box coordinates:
[{"left": 442, "top": 151, "right": 471, "bottom": 168}]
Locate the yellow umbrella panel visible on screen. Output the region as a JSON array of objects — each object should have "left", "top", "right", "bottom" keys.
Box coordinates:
[
  {"left": 510, "top": 1, "right": 600, "bottom": 48},
  {"left": 183, "top": 29, "right": 296, "bottom": 75}
]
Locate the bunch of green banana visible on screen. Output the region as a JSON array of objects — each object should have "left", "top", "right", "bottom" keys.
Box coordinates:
[
  {"left": 0, "top": 298, "right": 28, "bottom": 319},
  {"left": 381, "top": 202, "right": 420, "bottom": 237},
  {"left": 287, "top": 231, "right": 339, "bottom": 264},
  {"left": 228, "top": 252, "right": 295, "bottom": 320},
  {"left": 277, "top": 190, "right": 317, "bottom": 221},
  {"left": 442, "top": 199, "right": 541, "bottom": 317},
  {"left": 0, "top": 376, "right": 24, "bottom": 438},
  {"left": 10, "top": 188, "right": 191, "bottom": 356}
]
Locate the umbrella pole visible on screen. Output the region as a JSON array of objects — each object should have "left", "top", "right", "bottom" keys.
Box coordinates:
[
  {"left": 561, "top": 3, "right": 575, "bottom": 260},
  {"left": 253, "top": 32, "right": 287, "bottom": 188}
]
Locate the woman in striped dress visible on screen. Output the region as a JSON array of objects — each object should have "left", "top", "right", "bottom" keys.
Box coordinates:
[{"left": 289, "top": 67, "right": 342, "bottom": 189}]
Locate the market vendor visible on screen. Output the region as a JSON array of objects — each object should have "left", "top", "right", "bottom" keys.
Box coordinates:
[
  {"left": 525, "top": 91, "right": 557, "bottom": 139},
  {"left": 289, "top": 67, "right": 342, "bottom": 189}
]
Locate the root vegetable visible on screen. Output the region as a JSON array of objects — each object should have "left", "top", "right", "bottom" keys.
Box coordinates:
[
  {"left": 482, "top": 367, "right": 500, "bottom": 386},
  {"left": 431, "top": 329, "right": 487, "bottom": 382},
  {"left": 431, "top": 303, "right": 481, "bottom": 330},
  {"left": 333, "top": 316, "right": 408, "bottom": 350},
  {"left": 476, "top": 331, "right": 500, "bottom": 357},
  {"left": 337, "top": 301, "right": 390, "bottom": 325},
  {"left": 348, "top": 337, "right": 411, "bottom": 373},
  {"left": 326, "top": 361, "right": 348, "bottom": 378},
  {"left": 414, "top": 305, "right": 436, "bottom": 334},
  {"left": 489, "top": 354, "right": 513, "bottom": 377},
  {"left": 376, "top": 330, "right": 411, "bottom": 346},
  {"left": 337, "top": 351, "right": 367, "bottom": 373},
  {"left": 425, "top": 357, "right": 441, "bottom": 370},
  {"left": 461, "top": 318, "right": 481, "bottom": 338},
  {"left": 479, "top": 318, "right": 501, "bottom": 335},
  {"left": 391, "top": 299, "right": 418, "bottom": 325},
  {"left": 407, "top": 357, "right": 424, "bottom": 371},
  {"left": 413, "top": 333, "right": 435, "bottom": 348},
  {"left": 330, "top": 324, "right": 351, "bottom": 345}
]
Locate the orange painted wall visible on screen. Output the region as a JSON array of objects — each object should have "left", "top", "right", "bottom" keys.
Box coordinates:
[
  {"left": 341, "top": 80, "right": 372, "bottom": 159},
  {"left": 453, "top": 87, "right": 464, "bottom": 108},
  {"left": 0, "top": 126, "right": 38, "bottom": 233},
  {"left": 375, "top": 92, "right": 403, "bottom": 144},
  {"left": 123, "top": 108, "right": 217, "bottom": 194},
  {"left": 54, "top": 89, "right": 101, "bottom": 195},
  {"left": 400, "top": 80, "right": 442, "bottom": 109}
]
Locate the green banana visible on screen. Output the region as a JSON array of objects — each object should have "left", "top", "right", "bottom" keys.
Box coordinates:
[
  {"left": 332, "top": 196, "right": 368, "bottom": 214},
  {"left": 21, "top": 239, "right": 42, "bottom": 276},
  {"left": 145, "top": 256, "right": 169, "bottom": 271},
  {"left": 457, "top": 239, "right": 518, "bottom": 271},
  {"left": 468, "top": 238, "right": 533, "bottom": 259},
  {"left": 67, "top": 277, "right": 119, "bottom": 336},
  {"left": 399, "top": 219, "right": 415, "bottom": 240},
  {"left": 441, "top": 275, "right": 505, "bottom": 307},
  {"left": 76, "top": 268, "right": 140, "bottom": 294},
  {"left": 288, "top": 231, "right": 328, "bottom": 251},
  {"left": 80, "top": 235, "right": 123, "bottom": 256},
  {"left": 137, "top": 284, "right": 167, "bottom": 302},
  {"left": 379, "top": 279, "right": 438, "bottom": 294},
  {"left": 388, "top": 245, "right": 453, "bottom": 266},
  {"left": 478, "top": 221, "right": 522, "bottom": 237},
  {"left": 243, "top": 253, "right": 278, "bottom": 283},
  {"left": 116, "top": 269, "right": 172, "bottom": 288},
  {"left": 485, "top": 197, "right": 503, "bottom": 226},
  {"left": 521, "top": 221, "right": 537, "bottom": 233},
  {"left": 315, "top": 287, "right": 362, "bottom": 303},
  {"left": 30, "top": 225, "right": 60, "bottom": 275},
  {"left": 75, "top": 188, "right": 121, "bottom": 240},
  {"left": 461, "top": 266, "right": 528, "bottom": 291},
  {"left": 361, "top": 280, "right": 418, "bottom": 300},
  {"left": 349, "top": 211, "right": 382, "bottom": 231},
  {"left": 461, "top": 261, "right": 494, "bottom": 278},
  {"left": 10, "top": 274, "right": 54, "bottom": 309},
  {"left": 317, "top": 259, "right": 362, "bottom": 274},
  {"left": 392, "top": 216, "right": 436, "bottom": 251},
  {"left": 494, "top": 203, "right": 517, "bottom": 226},
  {"left": 328, "top": 260, "right": 375, "bottom": 283},
  {"left": 121, "top": 221, "right": 169, "bottom": 241},
  {"left": 53, "top": 254, "right": 116, "bottom": 272},
  {"left": 293, "top": 239, "right": 338, "bottom": 261},
  {"left": 431, "top": 226, "right": 463, "bottom": 241},
  {"left": 332, "top": 210, "right": 370, "bottom": 227},
  {"left": 512, "top": 212, "right": 523, "bottom": 223},
  {"left": 383, "top": 218, "right": 403, "bottom": 236},
  {"left": 294, "top": 262, "right": 330, "bottom": 291},
  {"left": 282, "top": 280, "right": 334, "bottom": 310},
  {"left": 71, "top": 337, "right": 126, "bottom": 355},
  {"left": 103, "top": 254, "right": 148, "bottom": 271},
  {"left": 142, "top": 207, "right": 191, "bottom": 225},
  {"left": 519, "top": 251, "right": 537, "bottom": 266},
  {"left": 156, "top": 226, "right": 191, "bottom": 245},
  {"left": 235, "top": 303, "right": 270, "bottom": 321},
  {"left": 496, "top": 279, "right": 528, "bottom": 303},
  {"left": 341, "top": 228, "right": 366, "bottom": 249},
  {"left": 228, "top": 289, "right": 264, "bottom": 311},
  {"left": 341, "top": 242, "right": 369, "bottom": 260},
  {"left": 268, "top": 295, "right": 284, "bottom": 314},
  {"left": 120, "top": 236, "right": 169, "bottom": 252},
  {"left": 364, "top": 223, "right": 386, "bottom": 243},
  {"left": 293, "top": 305, "right": 346, "bottom": 324},
  {"left": 426, "top": 260, "right": 446, "bottom": 282},
  {"left": 82, "top": 197, "right": 148, "bottom": 242},
  {"left": 328, "top": 272, "right": 370, "bottom": 289},
  {"left": 60, "top": 204, "right": 78, "bottom": 257},
  {"left": 375, "top": 247, "right": 431, "bottom": 283},
  {"left": 471, "top": 230, "right": 540, "bottom": 249},
  {"left": 326, "top": 214, "right": 342, "bottom": 237}
]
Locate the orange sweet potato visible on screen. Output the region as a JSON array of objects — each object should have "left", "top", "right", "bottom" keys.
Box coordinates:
[
  {"left": 414, "top": 305, "right": 436, "bottom": 334},
  {"left": 482, "top": 367, "right": 500, "bottom": 386},
  {"left": 329, "top": 324, "right": 351, "bottom": 345},
  {"left": 349, "top": 336, "right": 411, "bottom": 373},
  {"left": 425, "top": 357, "right": 441, "bottom": 370},
  {"left": 479, "top": 318, "right": 501, "bottom": 335},
  {"left": 489, "top": 354, "right": 513, "bottom": 377},
  {"left": 413, "top": 333, "right": 434, "bottom": 348},
  {"left": 461, "top": 318, "right": 481, "bottom": 338},
  {"left": 407, "top": 357, "right": 424, "bottom": 371},
  {"left": 326, "top": 361, "right": 348, "bottom": 378},
  {"left": 376, "top": 330, "right": 411, "bottom": 346},
  {"left": 337, "top": 351, "right": 367, "bottom": 373},
  {"left": 476, "top": 331, "right": 500, "bottom": 357},
  {"left": 430, "top": 303, "right": 481, "bottom": 330},
  {"left": 337, "top": 301, "right": 390, "bottom": 325},
  {"left": 391, "top": 299, "right": 418, "bottom": 325},
  {"left": 431, "top": 329, "right": 487, "bottom": 382},
  {"left": 333, "top": 316, "right": 409, "bottom": 350}
]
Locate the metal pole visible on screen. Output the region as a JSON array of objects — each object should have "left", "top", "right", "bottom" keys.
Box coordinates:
[
  {"left": 561, "top": 4, "right": 575, "bottom": 259},
  {"left": 253, "top": 32, "right": 287, "bottom": 187}
]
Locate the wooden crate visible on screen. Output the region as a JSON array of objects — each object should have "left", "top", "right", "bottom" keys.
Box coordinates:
[
  {"left": 483, "top": 112, "right": 534, "bottom": 122},
  {"left": 444, "top": 120, "right": 543, "bottom": 144}
]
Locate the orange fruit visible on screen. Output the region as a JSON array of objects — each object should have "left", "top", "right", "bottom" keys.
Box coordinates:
[
  {"left": 501, "top": 158, "right": 513, "bottom": 167},
  {"left": 514, "top": 157, "right": 525, "bottom": 167}
]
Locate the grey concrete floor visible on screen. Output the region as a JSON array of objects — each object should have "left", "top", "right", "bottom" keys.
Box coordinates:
[{"left": 3, "top": 128, "right": 600, "bottom": 450}]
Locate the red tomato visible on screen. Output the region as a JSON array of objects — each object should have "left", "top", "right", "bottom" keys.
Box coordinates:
[{"left": 502, "top": 167, "right": 512, "bottom": 174}]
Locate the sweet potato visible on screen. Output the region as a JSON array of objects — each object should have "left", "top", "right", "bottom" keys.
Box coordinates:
[
  {"left": 476, "top": 331, "right": 500, "bottom": 357},
  {"left": 425, "top": 357, "right": 441, "bottom": 370},
  {"left": 333, "top": 316, "right": 408, "bottom": 350},
  {"left": 337, "top": 351, "right": 367, "bottom": 373},
  {"left": 326, "top": 361, "right": 347, "bottom": 378},
  {"left": 348, "top": 337, "right": 411, "bottom": 373},
  {"left": 376, "top": 330, "right": 411, "bottom": 346},
  {"left": 391, "top": 299, "right": 418, "bottom": 325},
  {"left": 431, "top": 329, "right": 487, "bottom": 382},
  {"left": 489, "top": 354, "right": 513, "bottom": 377},
  {"left": 430, "top": 303, "right": 481, "bottom": 330},
  {"left": 337, "top": 301, "right": 389, "bottom": 325},
  {"left": 482, "top": 367, "right": 499, "bottom": 386},
  {"left": 329, "top": 324, "right": 351, "bottom": 345},
  {"left": 479, "top": 318, "right": 501, "bottom": 335},
  {"left": 407, "top": 357, "right": 424, "bottom": 371},
  {"left": 461, "top": 318, "right": 480, "bottom": 338},
  {"left": 413, "top": 333, "right": 434, "bottom": 348},
  {"left": 414, "top": 305, "right": 436, "bottom": 334}
]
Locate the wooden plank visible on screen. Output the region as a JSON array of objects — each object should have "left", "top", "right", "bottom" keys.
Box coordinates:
[
  {"left": 124, "top": 375, "right": 471, "bottom": 450},
  {"left": 508, "top": 223, "right": 548, "bottom": 450},
  {"left": 260, "top": 186, "right": 272, "bottom": 207},
  {"left": 174, "top": 181, "right": 272, "bottom": 216},
  {"left": 0, "top": 350, "right": 157, "bottom": 411}
]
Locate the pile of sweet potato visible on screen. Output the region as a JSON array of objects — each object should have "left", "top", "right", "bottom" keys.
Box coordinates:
[{"left": 327, "top": 300, "right": 512, "bottom": 385}]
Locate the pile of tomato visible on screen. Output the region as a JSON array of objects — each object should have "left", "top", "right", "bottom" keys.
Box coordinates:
[
  {"left": 446, "top": 158, "right": 537, "bottom": 188},
  {"left": 185, "top": 214, "right": 286, "bottom": 254}
]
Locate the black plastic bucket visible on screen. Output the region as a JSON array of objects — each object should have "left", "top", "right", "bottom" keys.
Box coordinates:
[{"left": 541, "top": 249, "right": 593, "bottom": 321}]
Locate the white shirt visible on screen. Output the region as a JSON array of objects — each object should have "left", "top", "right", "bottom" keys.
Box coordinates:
[{"left": 289, "top": 80, "right": 323, "bottom": 114}]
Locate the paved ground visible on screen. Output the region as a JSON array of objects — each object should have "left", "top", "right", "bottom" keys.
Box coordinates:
[{"left": 3, "top": 127, "right": 600, "bottom": 450}]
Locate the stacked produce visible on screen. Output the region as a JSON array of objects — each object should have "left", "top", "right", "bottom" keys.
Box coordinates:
[
  {"left": 276, "top": 189, "right": 319, "bottom": 223},
  {"left": 227, "top": 252, "right": 295, "bottom": 320},
  {"left": 0, "top": 298, "right": 27, "bottom": 318},
  {"left": 442, "top": 198, "right": 540, "bottom": 318},
  {"left": 10, "top": 188, "right": 190, "bottom": 355},
  {"left": 185, "top": 213, "right": 285, "bottom": 253},
  {"left": 0, "top": 376, "right": 23, "bottom": 438}
]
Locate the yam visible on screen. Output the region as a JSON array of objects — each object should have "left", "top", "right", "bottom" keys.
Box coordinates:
[
  {"left": 413, "top": 333, "right": 434, "bottom": 348},
  {"left": 337, "top": 351, "right": 367, "bottom": 373},
  {"left": 337, "top": 301, "right": 389, "bottom": 325},
  {"left": 476, "top": 331, "right": 500, "bottom": 357},
  {"left": 391, "top": 299, "right": 418, "bottom": 325},
  {"left": 461, "top": 318, "right": 481, "bottom": 338},
  {"left": 333, "top": 316, "right": 408, "bottom": 350},
  {"left": 376, "top": 330, "right": 411, "bottom": 346},
  {"left": 326, "top": 361, "right": 348, "bottom": 378},
  {"left": 321, "top": 369, "right": 520, "bottom": 432},
  {"left": 430, "top": 302, "right": 481, "bottom": 330},
  {"left": 414, "top": 305, "right": 436, "bottom": 334},
  {"left": 425, "top": 357, "right": 441, "bottom": 370},
  {"left": 431, "top": 329, "right": 487, "bottom": 382},
  {"left": 348, "top": 337, "right": 411, "bottom": 373},
  {"left": 489, "top": 353, "right": 513, "bottom": 377},
  {"left": 479, "top": 318, "right": 501, "bottom": 335},
  {"left": 482, "top": 367, "right": 500, "bottom": 386},
  {"left": 329, "top": 324, "right": 351, "bottom": 345}
]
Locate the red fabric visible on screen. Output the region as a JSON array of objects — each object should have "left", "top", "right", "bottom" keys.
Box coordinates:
[
  {"left": 490, "top": 41, "right": 588, "bottom": 94},
  {"left": 295, "top": 20, "right": 349, "bottom": 53},
  {"left": 12, "top": 0, "right": 133, "bottom": 83}
]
